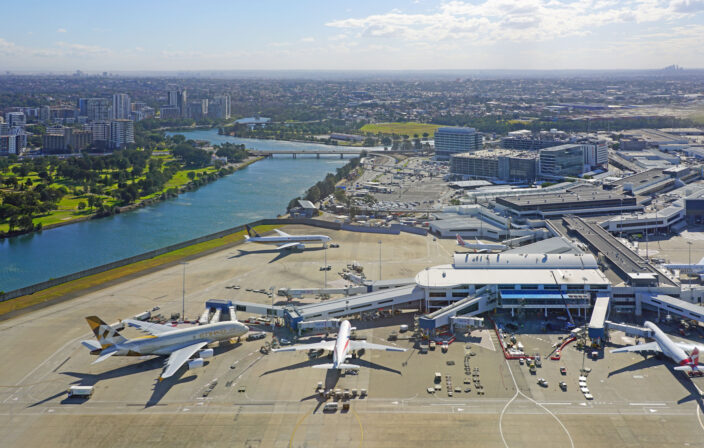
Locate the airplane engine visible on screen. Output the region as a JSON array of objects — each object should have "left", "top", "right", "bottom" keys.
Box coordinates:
[
  {"left": 188, "top": 358, "right": 205, "bottom": 369},
  {"left": 199, "top": 348, "right": 214, "bottom": 359},
  {"left": 296, "top": 244, "right": 305, "bottom": 250}
]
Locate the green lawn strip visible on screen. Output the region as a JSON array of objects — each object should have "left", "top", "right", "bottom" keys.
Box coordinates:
[
  {"left": 0, "top": 224, "right": 279, "bottom": 316},
  {"left": 360, "top": 122, "right": 441, "bottom": 138}
]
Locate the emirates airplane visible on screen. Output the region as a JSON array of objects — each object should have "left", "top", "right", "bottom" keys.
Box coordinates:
[
  {"left": 272, "top": 320, "right": 406, "bottom": 370},
  {"left": 611, "top": 321, "right": 704, "bottom": 376}
]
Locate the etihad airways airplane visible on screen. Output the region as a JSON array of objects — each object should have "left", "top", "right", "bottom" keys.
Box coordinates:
[
  {"left": 245, "top": 225, "right": 331, "bottom": 251},
  {"left": 611, "top": 321, "right": 704, "bottom": 376},
  {"left": 456, "top": 234, "right": 508, "bottom": 253},
  {"left": 82, "top": 316, "right": 249, "bottom": 380},
  {"left": 272, "top": 320, "right": 406, "bottom": 370}
]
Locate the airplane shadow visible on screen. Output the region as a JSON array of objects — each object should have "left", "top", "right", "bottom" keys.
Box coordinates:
[
  {"left": 608, "top": 353, "right": 704, "bottom": 411},
  {"left": 57, "top": 357, "right": 196, "bottom": 408},
  {"left": 260, "top": 355, "right": 402, "bottom": 376},
  {"left": 229, "top": 247, "right": 324, "bottom": 264}
]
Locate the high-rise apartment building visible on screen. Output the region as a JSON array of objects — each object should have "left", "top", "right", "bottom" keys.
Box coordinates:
[
  {"left": 166, "top": 86, "right": 188, "bottom": 118},
  {"left": 434, "top": 127, "right": 482, "bottom": 160},
  {"left": 112, "top": 93, "right": 131, "bottom": 120},
  {"left": 85, "top": 98, "right": 111, "bottom": 122},
  {"left": 209, "top": 95, "right": 231, "bottom": 119},
  {"left": 109, "top": 119, "right": 135, "bottom": 149},
  {"left": 84, "top": 121, "right": 111, "bottom": 142},
  {"left": 5, "top": 112, "right": 26, "bottom": 127}
]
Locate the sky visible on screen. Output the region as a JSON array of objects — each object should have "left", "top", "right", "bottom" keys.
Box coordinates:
[{"left": 2, "top": 0, "right": 704, "bottom": 72}]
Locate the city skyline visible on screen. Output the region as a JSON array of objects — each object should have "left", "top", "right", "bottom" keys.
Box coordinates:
[{"left": 2, "top": 0, "right": 704, "bottom": 72}]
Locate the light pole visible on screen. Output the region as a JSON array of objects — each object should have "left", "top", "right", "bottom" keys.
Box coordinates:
[
  {"left": 180, "top": 262, "right": 188, "bottom": 322},
  {"left": 378, "top": 240, "right": 382, "bottom": 281},
  {"left": 688, "top": 241, "right": 693, "bottom": 294},
  {"left": 324, "top": 245, "right": 328, "bottom": 289}
]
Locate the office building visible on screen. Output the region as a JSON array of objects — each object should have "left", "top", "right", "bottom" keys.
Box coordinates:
[
  {"left": 580, "top": 139, "right": 609, "bottom": 169},
  {"left": 539, "top": 144, "right": 585, "bottom": 177},
  {"left": 209, "top": 95, "right": 231, "bottom": 119},
  {"left": 5, "top": 112, "right": 26, "bottom": 127},
  {"left": 85, "top": 98, "right": 111, "bottom": 122},
  {"left": 434, "top": 127, "right": 482, "bottom": 160},
  {"left": 112, "top": 93, "right": 131, "bottom": 120},
  {"left": 449, "top": 149, "right": 538, "bottom": 182},
  {"left": 501, "top": 129, "right": 570, "bottom": 151},
  {"left": 685, "top": 190, "right": 704, "bottom": 225},
  {"left": 109, "top": 119, "right": 135, "bottom": 149}
]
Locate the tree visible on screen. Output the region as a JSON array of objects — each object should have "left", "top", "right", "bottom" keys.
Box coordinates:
[
  {"left": 18, "top": 215, "right": 33, "bottom": 231},
  {"left": 187, "top": 171, "right": 196, "bottom": 181},
  {"left": 78, "top": 201, "right": 87, "bottom": 211}
]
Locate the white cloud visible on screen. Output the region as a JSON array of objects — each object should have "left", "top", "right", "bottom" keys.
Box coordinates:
[
  {"left": 57, "top": 28, "right": 67, "bottom": 33},
  {"left": 326, "top": 0, "right": 704, "bottom": 43},
  {"left": 300, "top": 37, "right": 315, "bottom": 43}
]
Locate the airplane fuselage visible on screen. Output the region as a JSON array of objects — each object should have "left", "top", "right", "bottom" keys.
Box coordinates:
[
  {"left": 332, "top": 320, "right": 353, "bottom": 368},
  {"left": 96, "top": 321, "right": 248, "bottom": 356},
  {"left": 246, "top": 235, "right": 330, "bottom": 245},
  {"left": 644, "top": 321, "right": 690, "bottom": 366}
]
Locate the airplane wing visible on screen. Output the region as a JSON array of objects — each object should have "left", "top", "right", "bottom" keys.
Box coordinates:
[
  {"left": 675, "top": 342, "right": 704, "bottom": 352},
  {"left": 611, "top": 341, "right": 661, "bottom": 354},
  {"left": 272, "top": 340, "right": 336, "bottom": 352},
  {"left": 160, "top": 341, "right": 208, "bottom": 379},
  {"left": 274, "top": 229, "right": 291, "bottom": 237},
  {"left": 350, "top": 340, "right": 407, "bottom": 352},
  {"left": 123, "top": 319, "right": 175, "bottom": 336},
  {"left": 276, "top": 242, "right": 303, "bottom": 251}
]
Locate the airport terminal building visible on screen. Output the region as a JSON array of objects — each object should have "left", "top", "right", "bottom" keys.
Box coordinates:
[{"left": 415, "top": 253, "right": 611, "bottom": 316}]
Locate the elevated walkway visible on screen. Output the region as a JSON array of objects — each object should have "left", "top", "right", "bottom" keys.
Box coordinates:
[
  {"left": 284, "top": 285, "right": 424, "bottom": 330},
  {"left": 419, "top": 294, "right": 493, "bottom": 331},
  {"left": 637, "top": 294, "right": 704, "bottom": 323},
  {"left": 588, "top": 295, "right": 610, "bottom": 340}
]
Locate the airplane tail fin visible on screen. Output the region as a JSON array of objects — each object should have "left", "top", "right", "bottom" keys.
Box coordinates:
[
  {"left": 456, "top": 234, "right": 464, "bottom": 246},
  {"left": 691, "top": 347, "right": 699, "bottom": 365},
  {"left": 245, "top": 225, "right": 260, "bottom": 238},
  {"left": 85, "top": 316, "right": 126, "bottom": 348},
  {"left": 699, "top": 256, "right": 704, "bottom": 266}
]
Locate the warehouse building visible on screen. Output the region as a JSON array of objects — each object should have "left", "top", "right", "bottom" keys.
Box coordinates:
[{"left": 495, "top": 186, "right": 639, "bottom": 218}]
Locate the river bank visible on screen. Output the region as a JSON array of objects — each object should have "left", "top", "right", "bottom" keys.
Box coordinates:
[{"left": 0, "top": 155, "right": 264, "bottom": 239}]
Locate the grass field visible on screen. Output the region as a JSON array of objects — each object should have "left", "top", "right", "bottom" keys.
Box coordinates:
[
  {"left": 0, "top": 225, "right": 279, "bottom": 317},
  {"left": 360, "top": 122, "right": 441, "bottom": 138},
  {"left": 0, "top": 161, "right": 219, "bottom": 233}
]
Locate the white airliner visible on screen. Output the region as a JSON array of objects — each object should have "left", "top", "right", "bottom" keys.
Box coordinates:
[
  {"left": 663, "top": 257, "right": 704, "bottom": 274},
  {"left": 272, "top": 320, "right": 406, "bottom": 370},
  {"left": 611, "top": 321, "right": 704, "bottom": 376},
  {"left": 456, "top": 234, "right": 508, "bottom": 253},
  {"left": 245, "top": 225, "right": 331, "bottom": 251},
  {"left": 81, "top": 316, "right": 249, "bottom": 380}
]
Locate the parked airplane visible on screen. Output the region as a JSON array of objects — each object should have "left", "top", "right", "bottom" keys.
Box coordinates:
[
  {"left": 81, "top": 316, "right": 249, "bottom": 380},
  {"left": 245, "top": 225, "right": 331, "bottom": 251},
  {"left": 456, "top": 234, "right": 508, "bottom": 252},
  {"left": 663, "top": 257, "right": 704, "bottom": 274},
  {"left": 611, "top": 321, "right": 704, "bottom": 376},
  {"left": 272, "top": 320, "right": 405, "bottom": 370}
]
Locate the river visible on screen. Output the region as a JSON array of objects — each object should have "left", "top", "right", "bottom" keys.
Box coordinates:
[{"left": 0, "top": 129, "right": 359, "bottom": 292}]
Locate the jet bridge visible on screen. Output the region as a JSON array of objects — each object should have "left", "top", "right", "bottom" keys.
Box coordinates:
[{"left": 418, "top": 294, "right": 493, "bottom": 332}]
